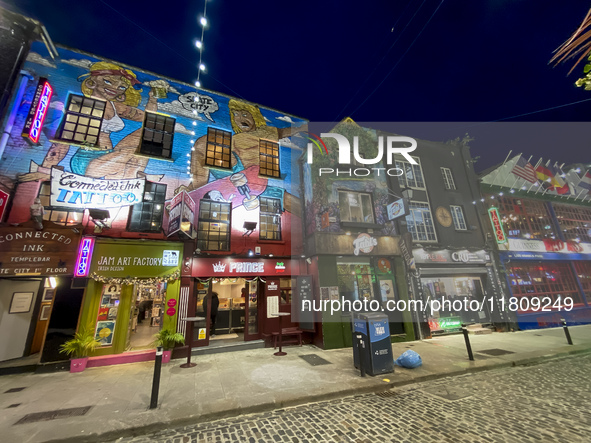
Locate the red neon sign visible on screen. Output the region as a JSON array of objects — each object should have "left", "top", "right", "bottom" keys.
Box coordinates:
[
  {"left": 24, "top": 80, "right": 53, "bottom": 144},
  {"left": 75, "top": 237, "right": 95, "bottom": 277},
  {"left": 488, "top": 208, "right": 507, "bottom": 244}
]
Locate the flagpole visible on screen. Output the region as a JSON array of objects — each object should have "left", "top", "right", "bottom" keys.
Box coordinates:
[
  {"left": 534, "top": 160, "right": 551, "bottom": 195},
  {"left": 489, "top": 150, "right": 512, "bottom": 187},
  {"left": 499, "top": 154, "right": 521, "bottom": 189}
]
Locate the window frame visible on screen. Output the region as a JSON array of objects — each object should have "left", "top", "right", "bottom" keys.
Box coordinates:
[
  {"left": 552, "top": 203, "right": 591, "bottom": 243},
  {"left": 450, "top": 205, "right": 467, "bottom": 231},
  {"left": 406, "top": 200, "right": 437, "bottom": 242},
  {"left": 204, "top": 127, "right": 232, "bottom": 170},
  {"left": 37, "top": 182, "right": 83, "bottom": 227},
  {"left": 440, "top": 167, "right": 456, "bottom": 190},
  {"left": 139, "top": 111, "right": 175, "bottom": 159},
  {"left": 337, "top": 190, "right": 375, "bottom": 224},
  {"left": 56, "top": 94, "right": 105, "bottom": 146},
  {"left": 127, "top": 181, "right": 167, "bottom": 233},
  {"left": 395, "top": 157, "right": 426, "bottom": 190},
  {"left": 196, "top": 199, "right": 232, "bottom": 251},
  {"left": 259, "top": 196, "right": 282, "bottom": 240},
  {"left": 259, "top": 139, "right": 280, "bottom": 178}
]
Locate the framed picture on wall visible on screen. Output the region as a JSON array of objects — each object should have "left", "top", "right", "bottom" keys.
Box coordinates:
[
  {"left": 42, "top": 288, "right": 55, "bottom": 302},
  {"left": 9, "top": 292, "right": 34, "bottom": 314},
  {"left": 39, "top": 304, "right": 52, "bottom": 321}
]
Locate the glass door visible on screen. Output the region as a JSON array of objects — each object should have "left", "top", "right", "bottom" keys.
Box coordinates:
[{"left": 244, "top": 279, "right": 260, "bottom": 341}]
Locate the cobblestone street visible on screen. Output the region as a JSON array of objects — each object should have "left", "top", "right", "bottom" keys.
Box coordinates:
[{"left": 114, "top": 353, "right": 591, "bottom": 443}]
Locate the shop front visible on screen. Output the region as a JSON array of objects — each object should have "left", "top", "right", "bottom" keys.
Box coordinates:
[
  {"left": 184, "top": 257, "right": 303, "bottom": 349},
  {"left": 78, "top": 239, "right": 182, "bottom": 362},
  {"left": 412, "top": 248, "right": 507, "bottom": 335},
  {"left": 499, "top": 238, "right": 591, "bottom": 329},
  {"left": 0, "top": 225, "right": 79, "bottom": 364}
]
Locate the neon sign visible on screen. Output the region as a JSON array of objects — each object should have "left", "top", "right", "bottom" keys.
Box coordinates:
[
  {"left": 22, "top": 79, "right": 53, "bottom": 144},
  {"left": 488, "top": 207, "right": 507, "bottom": 244},
  {"left": 75, "top": 237, "right": 95, "bottom": 277}
]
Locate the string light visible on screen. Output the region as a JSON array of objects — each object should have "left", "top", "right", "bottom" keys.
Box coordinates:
[{"left": 194, "top": 0, "right": 209, "bottom": 89}]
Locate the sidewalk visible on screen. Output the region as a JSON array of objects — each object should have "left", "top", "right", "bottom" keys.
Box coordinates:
[{"left": 0, "top": 325, "right": 589, "bottom": 443}]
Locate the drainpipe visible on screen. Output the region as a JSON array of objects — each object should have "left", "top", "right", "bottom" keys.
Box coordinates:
[{"left": 0, "top": 71, "right": 32, "bottom": 159}]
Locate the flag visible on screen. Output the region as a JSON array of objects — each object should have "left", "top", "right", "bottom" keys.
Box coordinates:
[
  {"left": 511, "top": 155, "right": 537, "bottom": 183},
  {"left": 548, "top": 163, "right": 566, "bottom": 188},
  {"left": 579, "top": 170, "right": 591, "bottom": 191},
  {"left": 535, "top": 162, "right": 554, "bottom": 184}
]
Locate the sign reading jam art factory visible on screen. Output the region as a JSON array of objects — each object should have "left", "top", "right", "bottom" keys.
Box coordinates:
[{"left": 50, "top": 168, "right": 145, "bottom": 209}]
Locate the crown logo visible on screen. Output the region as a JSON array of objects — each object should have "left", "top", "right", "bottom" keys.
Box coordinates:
[{"left": 212, "top": 261, "right": 227, "bottom": 272}]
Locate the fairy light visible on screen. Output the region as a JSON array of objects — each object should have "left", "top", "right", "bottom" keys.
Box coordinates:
[{"left": 194, "top": 0, "right": 209, "bottom": 89}]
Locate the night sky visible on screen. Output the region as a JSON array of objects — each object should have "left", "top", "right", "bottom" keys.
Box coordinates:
[{"left": 7, "top": 0, "right": 591, "bottom": 171}]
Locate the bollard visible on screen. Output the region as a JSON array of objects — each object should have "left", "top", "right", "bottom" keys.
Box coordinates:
[
  {"left": 461, "top": 325, "right": 475, "bottom": 361},
  {"left": 150, "top": 346, "right": 163, "bottom": 409},
  {"left": 561, "top": 319, "right": 573, "bottom": 345},
  {"left": 356, "top": 334, "right": 366, "bottom": 377}
]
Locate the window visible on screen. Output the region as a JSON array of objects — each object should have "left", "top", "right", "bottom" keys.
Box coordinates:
[
  {"left": 57, "top": 95, "right": 105, "bottom": 145},
  {"left": 495, "top": 196, "right": 556, "bottom": 240},
  {"left": 259, "top": 140, "right": 280, "bottom": 178},
  {"left": 140, "top": 112, "right": 175, "bottom": 159},
  {"left": 553, "top": 203, "right": 591, "bottom": 243},
  {"left": 205, "top": 128, "right": 232, "bottom": 169},
  {"left": 573, "top": 261, "right": 591, "bottom": 303},
  {"left": 127, "top": 182, "right": 167, "bottom": 232},
  {"left": 405, "top": 201, "right": 437, "bottom": 242},
  {"left": 38, "top": 182, "right": 83, "bottom": 226},
  {"left": 441, "top": 167, "right": 456, "bottom": 190},
  {"left": 395, "top": 159, "right": 425, "bottom": 189},
  {"left": 197, "top": 199, "right": 231, "bottom": 251},
  {"left": 506, "top": 261, "right": 583, "bottom": 312},
  {"left": 259, "top": 197, "right": 281, "bottom": 240},
  {"left": 450, "top": 205, "right": 467, "bottom": 230},
  {"left": 338, "top": 191, "right": 374, "bottom": 223}
]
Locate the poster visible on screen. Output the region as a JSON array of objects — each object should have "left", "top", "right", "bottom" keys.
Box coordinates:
[
  {"left": 9, "top": 292, "right": 34, "bottom": 313},
  {"left": 95, "top": 321, "right": 116, "bottom": 346},
  {"left": 380, "top": 280, "right": 395, "bottom": 301}
]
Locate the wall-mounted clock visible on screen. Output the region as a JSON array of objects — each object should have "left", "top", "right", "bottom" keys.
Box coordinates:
[{"left": 435, "top": 206, "right": 453, "bottom": 227}]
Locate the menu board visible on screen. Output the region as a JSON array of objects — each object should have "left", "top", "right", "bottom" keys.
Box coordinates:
[{"left": 294, "top": 275, "right": 315, "bottom": 331}]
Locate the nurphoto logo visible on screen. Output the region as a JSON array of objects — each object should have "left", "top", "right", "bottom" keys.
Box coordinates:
[{"left": 306, "top": 132, "right": 418, "bottom": 177}]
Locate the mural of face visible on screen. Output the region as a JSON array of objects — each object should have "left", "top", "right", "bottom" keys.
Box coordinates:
[
  {"left": 85, "top": 74, "right": 129, "bottom": 102},
  {"left": 233, "top": 110, "right": 256, "bottom": 132}
]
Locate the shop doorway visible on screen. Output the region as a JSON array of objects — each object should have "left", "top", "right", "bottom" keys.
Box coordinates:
[
  {"left": 126, "top": 283, "right": 166, "bottom": 351},
  {"left": 195, "top": 278, "right": 261, "bottom": 346}
]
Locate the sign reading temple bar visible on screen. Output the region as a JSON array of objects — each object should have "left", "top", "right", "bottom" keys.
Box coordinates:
[{"left": 50, "top": 168, "right": 145, "bottom": 209}]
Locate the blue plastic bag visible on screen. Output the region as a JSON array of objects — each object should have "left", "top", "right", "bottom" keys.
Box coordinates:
[{"left": 394, "top": 350, "right": 422, "bottom": 368}]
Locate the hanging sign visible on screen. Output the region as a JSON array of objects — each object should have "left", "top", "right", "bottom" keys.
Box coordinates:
[
  {"left": 22, "top": 78, "right": 53, "bottom": 144},
  {"left": 386, "top": 198, "right": 406, "bottom": 220},
  {"left": 74, "top": 237, "right": 95, "bottom": 277},
  {"left": 0, "top": 189, "right": 9, "bottom": 222},
  {"left": 167, "top": 191, "right": 196, "bottom": 238},
  {"left": 488, "top": 207, "right": 507, "bottom": 244}
]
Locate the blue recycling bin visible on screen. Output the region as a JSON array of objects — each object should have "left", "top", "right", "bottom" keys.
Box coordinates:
[{"left": 355, "top": 313, "right": 394, "bottom": 376}]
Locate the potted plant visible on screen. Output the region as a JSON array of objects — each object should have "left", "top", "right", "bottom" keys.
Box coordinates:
[
  {"left": 153, "top": 328, "right": 185, "bottom": 363},
  {"left": 59, "top": 326, "right": 101, "bottom": 373}
]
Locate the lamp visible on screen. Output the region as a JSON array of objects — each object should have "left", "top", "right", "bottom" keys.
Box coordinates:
[
  {"left": 88, "top": 209, "right": 111, "bottom": 230},
  {"left": 401, "top": 187, "right": 413, "bottom": 200},
  {"left": 243, "top": 221, "right": 257, "bottom": 236},
  {"left": 248, "top": 249, "right": 254, "bottom": 256}
]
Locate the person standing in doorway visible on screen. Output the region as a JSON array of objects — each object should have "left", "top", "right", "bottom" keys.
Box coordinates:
[{"left": 204, "top": 292, "right": 220, "bottom": 337}]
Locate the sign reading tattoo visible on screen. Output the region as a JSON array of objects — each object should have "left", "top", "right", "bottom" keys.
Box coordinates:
[{"left": 50, "top": 167, "right": 145, "bottom": 209}]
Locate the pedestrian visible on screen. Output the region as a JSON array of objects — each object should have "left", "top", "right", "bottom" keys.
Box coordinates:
[{"left": 203, "top": 292, "right": 220, "bottom": 337}]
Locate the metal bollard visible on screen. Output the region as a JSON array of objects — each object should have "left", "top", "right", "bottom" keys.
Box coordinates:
[
  {"left": 356, "top": 334, "right": 366, "bottom": 377},
  {"left": 150, "top": 346, "right": 163, "bottom": 409},
  {"left": 461, "top": 325, "right": 475, "bottom": 361},
  {"left": 561, "top": 319, "right": 573, "bottom": 345}
]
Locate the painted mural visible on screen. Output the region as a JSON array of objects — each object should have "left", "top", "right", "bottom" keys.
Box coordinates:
[
  {"left": 303, "top": 121, "right": 396, "bottom": 237},
  {"left": 0, "top": 42, "right": 306, "bottom": 249}
]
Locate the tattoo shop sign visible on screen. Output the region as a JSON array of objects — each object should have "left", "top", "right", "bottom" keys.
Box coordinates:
[{"left": 50, "top": 168, "right": 145, "bottom": 209}]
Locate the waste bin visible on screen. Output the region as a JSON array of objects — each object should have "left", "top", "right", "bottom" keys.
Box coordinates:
[
  {"left": 357, "top": 313, "right": 394, "bottom": 376},
  {"left": 351, "top": 315, "right": 370, "bottom": 372}
]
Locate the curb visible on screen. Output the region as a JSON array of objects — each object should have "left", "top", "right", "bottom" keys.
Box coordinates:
[{"left": 42, "top": 345, "right": 591, "bottom": 443}]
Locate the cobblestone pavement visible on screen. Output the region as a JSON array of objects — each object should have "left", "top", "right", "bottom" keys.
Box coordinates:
[{"left": 114, "top": 354, "right": 591, "bottom": 443}]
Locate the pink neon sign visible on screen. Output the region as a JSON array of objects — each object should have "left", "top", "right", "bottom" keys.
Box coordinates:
[
  {"left": 75, "top": 237, "right": 95, "bottom": 277},
  {"left": 26, "top": 80, "right": 53, "bottom": 144}
]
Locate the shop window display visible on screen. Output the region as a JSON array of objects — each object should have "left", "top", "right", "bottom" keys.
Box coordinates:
[
  {"left": 553, "top": 203, "right": 591, "bottom": 243},
  {"left": 494, "top": 196, "right": 556, "bottom": 240},
  {"left": 506, "top": 262, "right": 583, "bottom": 312},
  {"left": 421, "top": 276, "right": 489, "bottom": 334},
  {"left": 573, "top": 261, "right": 591, "bottom": 303}
]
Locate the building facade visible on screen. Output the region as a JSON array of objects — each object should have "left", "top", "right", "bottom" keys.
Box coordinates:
[
  {"left": 480, "top": 156, "right": 591, "bottom": 330},
  {"left": 0, "top": 34, "right": 307, "bottom": 365}
]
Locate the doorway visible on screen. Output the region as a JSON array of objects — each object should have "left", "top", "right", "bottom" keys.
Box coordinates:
[
  {"left": 195, "top": 278, "right": 261, "bottom": 346},
  {"left": 126, "top": 282, "right": 166, "bottom": 350}
]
